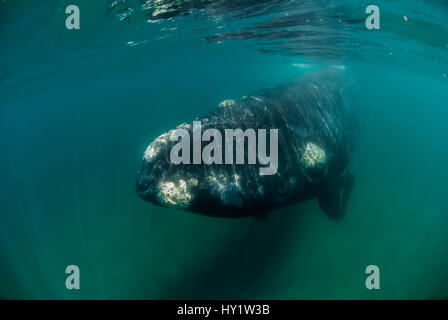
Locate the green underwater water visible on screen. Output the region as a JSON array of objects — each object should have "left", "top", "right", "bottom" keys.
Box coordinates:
[{"left": 1, "top": 0, "right": 448, "bottom": 299}]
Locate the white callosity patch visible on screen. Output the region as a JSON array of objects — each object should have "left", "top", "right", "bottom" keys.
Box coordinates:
[
  {"left": 157, "top": 179, "right": 192, "bottom": 209},
  {"left": 301, "top": 142, "right": 327, "bottom": 169},
  {"left": 143, "top": 127, "right": 184, "bottom": 163},
  {"left": 176, "top": 123, "right": 191, "bottom": 130},
  {"left": 188, "top": 178, "right": 198, "bottom": 187},
  {"left": 218, "top": 99, "right": 235, "bottom": 108},
  {"left": 143, "top": 132, "right": 170, "bottom": 163}
]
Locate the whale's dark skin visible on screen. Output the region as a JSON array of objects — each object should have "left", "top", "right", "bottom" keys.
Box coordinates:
[{"left": 136, "top": 68, "right": 357, "bottom": 220}]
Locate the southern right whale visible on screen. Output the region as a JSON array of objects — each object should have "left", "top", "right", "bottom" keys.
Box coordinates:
[{"left": 136, "top": 68, "right": 357, "bottom": 220}]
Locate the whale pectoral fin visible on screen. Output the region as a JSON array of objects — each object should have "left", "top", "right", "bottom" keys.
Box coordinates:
[{"left": 317, "top": 172, "right": 355, "bottom": 220}]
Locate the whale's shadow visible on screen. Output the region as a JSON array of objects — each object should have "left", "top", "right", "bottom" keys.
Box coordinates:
[{"left": 156, "top": 204, "right": 309, "bottom": 299}]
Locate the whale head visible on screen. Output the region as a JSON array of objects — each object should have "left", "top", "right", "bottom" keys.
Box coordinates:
[{"left": 136, "top": 125, "right": 201, "bottom": 212}]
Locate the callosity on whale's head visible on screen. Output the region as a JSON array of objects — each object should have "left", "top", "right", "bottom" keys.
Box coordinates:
[{"left": 136, "top": 123, "right": 197, "bottom": 210}]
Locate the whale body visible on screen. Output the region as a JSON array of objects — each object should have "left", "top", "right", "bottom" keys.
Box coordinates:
[{"left": 136, "top": 68, "right": 357, "bottom": 220}]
